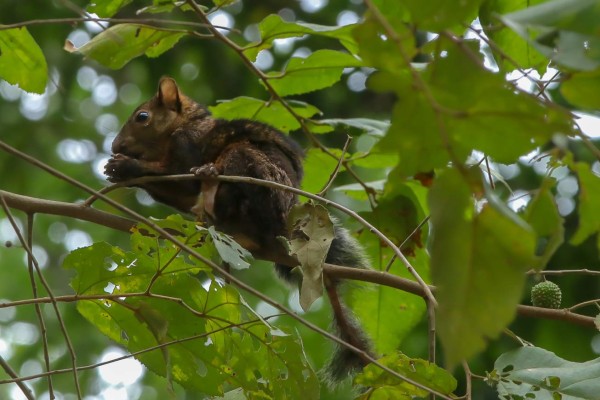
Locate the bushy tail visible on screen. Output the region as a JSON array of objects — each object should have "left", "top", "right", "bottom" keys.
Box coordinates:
[{"left": 322, "top": 225, "right": 374, "bottom": 384}]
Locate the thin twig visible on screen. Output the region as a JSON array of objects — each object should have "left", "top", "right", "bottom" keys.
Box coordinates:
[
  {"left": 427, "top": 298, "right": 436, "bottom": 365},
  {"left": 461, "top": 360, "right": 472, "bottom": 400},
  {"left": 568, "top": 299, "right": 600, "bottom": 312},
  {"left": 26, "top": 214, "right": 54, "bottom": 399},
  {"left": 484, "top": 156, "right": 495, "bottom": 189},
  {"left": 0, "top": 355, "right": 35, "bottom": 400},
  {"left": 0, "top": 190, "right": 134, "bottom": 232},
  {"left": 527, "top": 268, "right": 600, "bottom": 276},
  {"left": 574, "top": 127, "right": 600, "bottom": 161},
  {"left": 0, "top": 17, "right": 229, "bottom": 32},
  {"left": 384, "top": 216, "right": 430, "bottom": 272},
  {"left": 318, "top": 135, "right": 352, "bottom": 197}
]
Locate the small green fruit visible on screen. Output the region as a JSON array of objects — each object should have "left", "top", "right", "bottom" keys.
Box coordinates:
[{"left": 531, "top": 281, "right": 562, "bottom": 309}]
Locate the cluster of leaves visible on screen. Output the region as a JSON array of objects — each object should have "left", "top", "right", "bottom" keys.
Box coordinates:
[
  {"left": 1, "top": 0, "right": 600, "bottom": 399},
  {"left": 64, "top": 215, "right": 320, "bottom": 398}
]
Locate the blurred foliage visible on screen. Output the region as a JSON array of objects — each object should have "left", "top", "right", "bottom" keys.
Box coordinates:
[{"left": 0, "top": 0, "right": 600, "bottom": 399}]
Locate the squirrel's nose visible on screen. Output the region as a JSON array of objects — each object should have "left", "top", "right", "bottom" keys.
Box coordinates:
[{"left": 111, "top": 135, "right": 125, "bottom": 154}]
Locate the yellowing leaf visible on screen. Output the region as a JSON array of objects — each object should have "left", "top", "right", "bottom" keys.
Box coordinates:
[{"left": 287, "top": 203, "right": 335, "bottom": 311}]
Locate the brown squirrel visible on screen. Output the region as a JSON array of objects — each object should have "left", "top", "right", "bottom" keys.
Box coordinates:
[{"left": 105, "top": 77, "right": 374, "bottom": 383}]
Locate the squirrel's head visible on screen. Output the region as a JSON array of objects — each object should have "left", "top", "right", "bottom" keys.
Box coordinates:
[{"left": 112, "top": 77, "right": 209, "bottom": 160}]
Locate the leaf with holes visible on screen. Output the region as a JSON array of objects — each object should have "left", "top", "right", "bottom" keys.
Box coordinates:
[
  {"left": 287, "top": 202, "right": 335, "bottom": 311},
  {"left": 494, "top": 346, "right": 600, "bottom": 399},
  {"left": 207, "top": 226, "right": 252, "bottom": 270}
]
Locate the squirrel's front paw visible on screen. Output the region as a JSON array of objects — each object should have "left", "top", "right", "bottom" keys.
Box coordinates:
[
  {"left": 105, "top": 154, "right": 138, "bottom": 182},
  {"left": 191, "top": 163, "right": 219, "bottom": 178}
]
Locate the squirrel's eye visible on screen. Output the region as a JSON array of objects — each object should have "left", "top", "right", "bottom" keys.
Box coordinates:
[{"left": 135, "top": 111, "right": 150, "bottom": 123}]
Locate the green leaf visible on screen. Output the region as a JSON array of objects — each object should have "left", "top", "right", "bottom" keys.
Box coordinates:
[
  {"left": 364, "top": 179, "right": 429, "bottom": 254},
  {"left": 287, "top": 202, "right": 335, "bottom": 311},
  {"left": 137, "top": 1, "right": 196, "bottom": 15},
  {"left": 494, "top": 347, "right": 600, "bottom": 400},
  {"left": 263, "top": 49, "right": 363, "bottom": 96},
  {"left": 499, "top": 0, "right": 600, "bottom": 71},
  {"left": 212, "top": 0, "right": 239, "bottom": 6},
  {"left": 570, "top": 162, "right": 600, "bottom": 246},
  {"left": 480, "top": 0, "right": 548, "bottom": 73},
  {"left": 352, "top": 17, "right": 415, "bottom": 72},
  {"left": 301, "top": 148, "right": 342, "bottom": 194},
  {"left": 0, "top": 27, "right": 48, "bottom": 93},
  {"left": 561, "top": 70, "right": 600, "bottom": 110},
  {"left": 334, "top": 180, "right": 386, "bottom": 201},
  {"left": 395, "top": 0, "right": 483, "bottom": 31},
  {"left": 209, "top": 97, "right": 320, "bottom": 133},
  {"left": 317, "top": 118, "right": 390, "bottom": 137},
  {"left": 354, "top": 352, "right": 457, "bottom": 398},
  {"left": 350, "top": 247, "right": 429, "bottom": 355},
  {"left": 374, "top": 38, "right": 574, "bottom": 178},
  {"left": 65, "top": 24, "right": 185, "bottom": 69},
  {"left": 429, "top": 168, "right": 535, "bottom": 368},
  {"left": 243, "top": 14, "right": 358, "bottom": 61},
  {"left": 88, "top": 0, "right": 133, "bottom": 17},
  {"left": 523, "top": 179, "right": 565, "bottom": 270},
  {"left": 207, "top": 226, "right": 252, "bottom": 270}
]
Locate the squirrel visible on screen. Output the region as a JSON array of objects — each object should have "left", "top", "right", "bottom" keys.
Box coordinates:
[{"left": 105, "top": 77, "right": 374, "bottom": 383}]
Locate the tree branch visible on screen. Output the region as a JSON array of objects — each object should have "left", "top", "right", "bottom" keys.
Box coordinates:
[
  {"left": 1, "top": 188, "right": 595, "bottom": 329},
  {"left": 0, "top": 190, "right": 134, "bottom": 232}
]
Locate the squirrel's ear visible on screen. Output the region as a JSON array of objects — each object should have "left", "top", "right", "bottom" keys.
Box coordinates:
[{"left": 157, "top": 77, "right": 182, "bottom": 112}]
